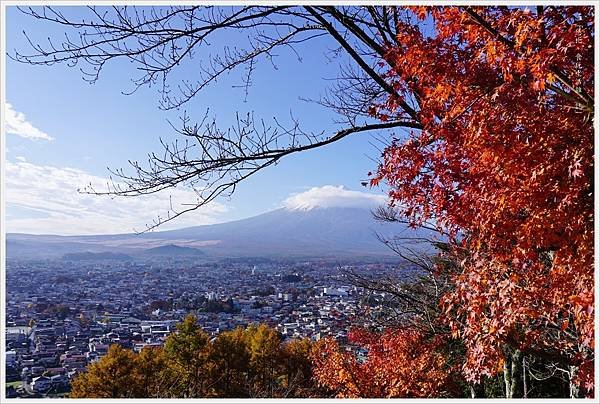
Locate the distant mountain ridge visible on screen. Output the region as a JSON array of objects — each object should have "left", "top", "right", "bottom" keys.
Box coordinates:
[
  {"left": 142, "top": 244, "right": 205, "bottom": 256},
  {"left": 7, "top": 207, "right": 435, "bottom": 259}
]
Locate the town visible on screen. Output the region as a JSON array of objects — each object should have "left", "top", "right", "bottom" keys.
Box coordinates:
[{"left": 5, "top": 256, "right": 407, "bottom": 398}]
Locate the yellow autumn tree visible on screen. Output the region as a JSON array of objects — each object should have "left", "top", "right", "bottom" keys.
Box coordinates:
[
  {"left": 210, "top": 326, "right": 251, "bottom": 397},
  {"left": 70, "top": 317, "right": 319, "bottom": 398},
  {"left": 70, "top": 345, "right": 138, "bottom": 398},
  {"left": 162, "top": 314, "right": 213, "bottom": 397}
]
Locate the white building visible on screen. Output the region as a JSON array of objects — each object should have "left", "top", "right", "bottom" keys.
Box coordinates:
[
  {"left": 5, "top": 350, "right": 16, "bottom": 367},
  {"left": 31, "top": 376, "right": 52, "bottom": 392},
  {"left": 323, "top": 287, "right": 348, "bottom": 297}
]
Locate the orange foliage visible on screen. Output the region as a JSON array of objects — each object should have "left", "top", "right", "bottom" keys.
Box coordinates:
[
  {"left": 311, "top": 328, "right": 459, "bottom": 397},
  {"left": 369, "top": 6, "right": 594, "bottom": 392}
]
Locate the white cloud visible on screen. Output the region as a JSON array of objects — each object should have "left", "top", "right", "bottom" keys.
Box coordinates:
[
  {"left": 5, "top": 160, "right": 228, "bottom": 235},
  {"left": 4, "top": 103, "right": 54, "bottom": 141},
  {"left": 283, "top": 185, "right": 387, "bottom": 211}
]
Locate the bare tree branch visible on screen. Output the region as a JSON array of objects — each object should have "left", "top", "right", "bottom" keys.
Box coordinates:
[
  {"left": 81, "top": 116, "right": 420, "bottom": 232},
  {"left": 13, "top": 5, "right": 426, "bottom": 230}
]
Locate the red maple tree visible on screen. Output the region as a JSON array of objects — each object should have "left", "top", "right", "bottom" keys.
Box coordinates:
[
  {"left": 370, "top": 5, "right": 594, "bottom": 393},
  {"left": 314, "top": 6, "right": 594, "bottom": 397},
  {"left": 312, "top": 328, "right": 459, "bottom": 397}
]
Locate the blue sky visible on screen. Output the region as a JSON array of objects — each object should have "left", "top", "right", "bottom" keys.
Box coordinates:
[{"left": 4, "top": 6, "right": 399, "bottom": 234}]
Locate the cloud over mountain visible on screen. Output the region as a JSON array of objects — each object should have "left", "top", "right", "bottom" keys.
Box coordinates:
[
  {"left": 6, "top": 161, "right": 388, "bottom": 236},
  {"left": 283, "top": 185, "right": 387, "bottom": 211}
]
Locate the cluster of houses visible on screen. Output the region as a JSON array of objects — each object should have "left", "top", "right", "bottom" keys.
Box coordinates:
[
  {"left": 6, "top": 316, "right": 176, "bottom": 397},
  {"left": 6, "top": 257, "right": 399, "bottom": 397}
]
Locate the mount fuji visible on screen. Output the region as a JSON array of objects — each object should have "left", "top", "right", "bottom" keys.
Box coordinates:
[{"left": 6, "top": 206, "right": 435, "bottom": 259}]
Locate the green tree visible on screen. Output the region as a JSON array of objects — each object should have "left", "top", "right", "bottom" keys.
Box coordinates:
[
  {"left": 78, "top": 313, "right": 90, "bottom": 328},
  {"left": 245, "top": 324, "right": 282, "bottom": 397},
  {"left": 163, "top": 314, "right": 212, "bottom": 397},
  {"left": 210, "top": 327, "right": 251, "bottom": 397}
]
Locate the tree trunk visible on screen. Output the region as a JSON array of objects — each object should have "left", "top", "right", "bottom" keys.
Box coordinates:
[
  {"left": 568, "top": 365, "right": 580, "bottom": 398},
  {"left": 503, "top": 349, "right": 521, "bottom": 398},
  {"left": 522, "top": 356, "right": 528, "bottom": 398}
]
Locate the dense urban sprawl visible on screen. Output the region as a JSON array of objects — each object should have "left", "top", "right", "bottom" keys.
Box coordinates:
[{"left": 5, "top": 256, "right": 406, "bottom": 397}]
